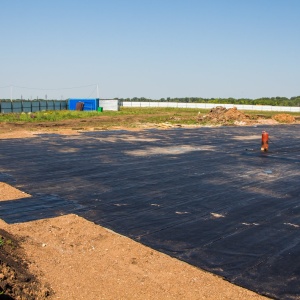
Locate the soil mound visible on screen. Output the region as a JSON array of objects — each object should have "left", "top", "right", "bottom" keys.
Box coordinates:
[
  {"left": 198, "top": 106, "right": 253, "bottom": 125},
  {"left": 272, "top": 113, "right": 296, "bottom": 123},
  {"left": 0, "top": 229, "right": 52, "bottom": 300}
]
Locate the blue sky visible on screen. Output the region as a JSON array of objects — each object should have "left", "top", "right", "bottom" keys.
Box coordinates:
[{"left": 1, "top": 0, "right": 299, "bottom": 100}]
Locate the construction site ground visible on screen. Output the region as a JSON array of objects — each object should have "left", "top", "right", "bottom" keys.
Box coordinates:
[{"left": 0, "top": 108, "right": 299, "bottom": 300}]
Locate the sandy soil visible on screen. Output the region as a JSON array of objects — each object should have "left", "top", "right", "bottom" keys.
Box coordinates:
[{"left": 0, "top": 182, "right": 31, "bottom": 201}]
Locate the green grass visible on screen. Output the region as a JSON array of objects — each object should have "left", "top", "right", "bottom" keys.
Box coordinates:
[
  {"left": 243, "top": 110, "right": 300, "bottom": 118},
  {"left": 0, "top": 110, "right": 102, "bottom": 122},
  {"left": 0, "top": 107, "right": 299, "bottom": 124},
  {"left": 0, "top": 107, "right": 207, "bottom": 123}
]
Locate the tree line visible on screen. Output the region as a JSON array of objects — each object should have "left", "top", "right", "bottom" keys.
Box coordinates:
[{"left": 120, "top": 96, "right": 300, "bottom": 106}]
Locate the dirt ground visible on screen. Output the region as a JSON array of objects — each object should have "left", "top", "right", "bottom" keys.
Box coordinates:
[
  {"left": 0, "top": 109, "right": 297, "bottom": 138},
  {"left": 197, "top": 106, "right": 298, "bottom": 126},
  {"left": 2, "top": 109, "right": 294, "bottom": 299}
]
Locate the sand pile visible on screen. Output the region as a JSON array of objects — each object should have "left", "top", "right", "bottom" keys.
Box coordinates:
[{"left": 272, "top": 114, "right": 296, "bottom": 123}]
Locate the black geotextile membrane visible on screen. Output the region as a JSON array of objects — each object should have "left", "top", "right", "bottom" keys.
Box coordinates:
[{"left": 1, "top": 125, "right": 300, "bottom": 299}]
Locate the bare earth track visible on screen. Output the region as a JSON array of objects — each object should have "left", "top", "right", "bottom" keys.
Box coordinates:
[{"left": 2, "top": 109, "right": 297, "bottom": 299}]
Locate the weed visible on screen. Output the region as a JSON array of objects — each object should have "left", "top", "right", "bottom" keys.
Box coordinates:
[{"left": 0, "top": 237, "right": 15, "bottom": 249}]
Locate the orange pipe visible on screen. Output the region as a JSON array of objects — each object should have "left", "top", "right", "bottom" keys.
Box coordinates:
[{"left": 261, "top": 131, "right": 269, "bottom": 151}]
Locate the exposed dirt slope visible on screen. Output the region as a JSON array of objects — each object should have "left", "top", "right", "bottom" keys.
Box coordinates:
[{"left": 0, "top": 229, "right": 52, "bottom": 300}]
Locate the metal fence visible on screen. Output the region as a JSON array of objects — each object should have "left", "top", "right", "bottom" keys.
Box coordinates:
[
  {"left": 122, "top": 101, "right": 300, "bottom": 112},
  {"left": 2, "top": 100, "right": 300, "bottom": 113},
  {"left": 0, "top": 100, "right": 68, "bottom": 114}
]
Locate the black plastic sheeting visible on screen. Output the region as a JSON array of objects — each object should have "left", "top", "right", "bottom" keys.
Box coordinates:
[{"left": 1, "top": 125, "right": 300, "bottom": 299}]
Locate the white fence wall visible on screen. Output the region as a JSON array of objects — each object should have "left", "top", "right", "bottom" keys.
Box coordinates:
[
  {"left": 122, "top": 101, "right": 300, "bottom": 113},
  {"left": 100, "top": 99, "right": 120, "bottom": 111}
]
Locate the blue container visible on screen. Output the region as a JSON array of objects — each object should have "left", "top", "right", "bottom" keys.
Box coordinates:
[{"left": 68, "top": 98, "right": 99, "bottom": 111}]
